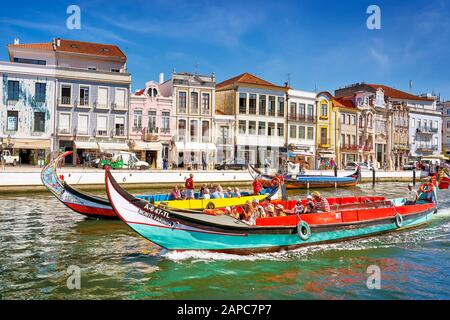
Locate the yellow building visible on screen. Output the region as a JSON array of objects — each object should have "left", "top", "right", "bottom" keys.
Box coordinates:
[{"left": 315, "top": 92, "right": 335, "bottom": 168}]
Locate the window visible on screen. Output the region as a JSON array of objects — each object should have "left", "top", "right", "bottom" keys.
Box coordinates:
[
  {"left": 147, "top": 87, "right": 158, "bottom": 97},
  {"left": 115, "top": 116, "right": 125, "bottom": 136},
  {"left": 434, "top": 121, "right": 438, "bottom": 130},
  {"left": 161, "top": 112, "right": 170, "bottom": 133},
  {"left": 277, "top": 123, "right": 284, "bottom": 136},
  {"left": 238, "top": 120, "right": 246, "bottom": 134},
  {"left": 190, "top": 120, "right": 198, "bottom": 142},
  {"left": 8, "top": 81, "right": 19, "bottom": 101},
  {"left": 178, "top": 119, "right": 187, "bottom": 141},
  {"left": 321, "top": 103, "right": 327, "bottom": 117},
  {"left": 98, "top": 87, "right": 108, "bottom": 107},
  {"left": 351, "top": 115, "right": 356, "bottom": 125},
  {"left": 341, "top": 134, "right": 346, "bottom": 146},
  {"left": 61, "top": 85, "right": 71, "bottom": 105},
  {"left": 258, "top": 121, "right": 266, "bottom": 135},
  {"left": 77, "top": 114, "right": 89, "bottom": 135},
  {"left": 79, "top": 86, "right": 90, "bottom": 106},
  {"left": 259, "top": 95, "right": 266, "bottom": 115},
  {"left": 190, "top": 92, "right": 199, "bottom": 114},
  {"left": 340, "top": 114, "right": 345, "bottom": 124},
  {"left": 320, "top": 128, "right": 328, "bottom": 145},
  {"left": 148, "top": 110, "right": 157, "bottom": 132},
  {"left": 307, "top": 104, "right": 314, "bottom": 119},
  {"left": 202, "top": 93, "right": 210, "bottom": 114},
  {"left": 268, "top": 122, "right": 275, "bottom": 136},
  {"left": 417, "top": 119, "right": 421, "bottom": 129},
  {"left": 239, "top": 93, "right": 247, "bottom": 113},
  {"left": 133, "top": 110, "right": 143, "bottom": 130},
  {"left": 202, "top": 121, "right": 210, "bottom": 142},
  {"left": 278, "top": 97, "right": 285, "bottom": 117},
  {"left": 6, "top": 111, "right": 18, "bottom": 131},
  {"left": 289, "top": 125, "right": 296, "bottom": 138},
  {"left": 88, "top": 67, "right": 97, "bottom": 71},
  {"left": 411, "top": 118, "right": 415, "bottom": 128},
  {"left": 290, "top": 102, "right": 297, "bottom": 118},
  {"left": 58, "top": 113, "right": 71, "bottom": 134},
  {"left": 248, "top": 121, "right": 256, "bottom": 135},
  {"left": 447, "top": 121, "right": 450, "bottom": 129},
  {"left": 111, "top": 69, "right": 120, "bottom": 73},
  {"left": 298, "top": 126, "right": 305, "bottom": 139},
  {"left": 13, "top": 57, "right": 46, "bottom": 65},
  {"left": 115, "top": 88, "right": 126, "bottom": 108},
  {"left": 352, "top": 135, "right": 356, "bottom": 145},
  {"left": 249, "top": 94, "right": 257, "bottom": 114},
  {"left": 299, "top": 103, "right": 305, "bottom": 118},
  {"left": 35, "top": 83, "right": 46, "bottom": 103},
  {"left": 268, "top": 96, "right": 276, "bottom": 116},
  {"left": 97, "top": 115, "right": 108, "bottom": 136},
  {"left": 447, "top": 109, "right": 450, "bottom": 115},
  {"left": 178, "top": 91, "right": 187, "bottom": 113},
  {"left": 34, "top": 112, "right": 45, "bottom": 132},
  {"left": 307, "top": 127, "right": 314, "bottom": 140}
]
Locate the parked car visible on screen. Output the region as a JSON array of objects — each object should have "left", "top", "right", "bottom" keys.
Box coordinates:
[
  {"left": 402, "top": 161, "right": 417, "bottom": 170},
  {"left": 345, "top": 161, "right": 373, "bottom": 171},
  {"left": 1, "top": 150, "right": 19, "bottom": 166},
  {"left": 215, "top": 159, "right": 247, "bottom": 170}
]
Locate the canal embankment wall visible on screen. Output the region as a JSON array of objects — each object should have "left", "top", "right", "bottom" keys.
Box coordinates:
[{"left": 0, "top": 168, "right": 430, "bottom": 193}]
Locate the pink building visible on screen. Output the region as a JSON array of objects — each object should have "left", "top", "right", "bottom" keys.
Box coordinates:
[{"left": 129, "top": 78, "right": 173, "bottom": 168}]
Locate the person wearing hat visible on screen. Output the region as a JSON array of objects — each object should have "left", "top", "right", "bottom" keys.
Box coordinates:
[
  {"left": 225, "top": 187, "right": 233, "bottom": 198},
  {"left": 266, "top": 204, "right": 275, "bottom": 217},
  {"left": 294, "top": 200, "right": 305, "bottom": 215},
  {"left": 252, "top": 198, "right": 265, "bottom": 218},
  {"left": 304, "top": 195, "right": 315, "bottom": 213},
  {"left": 311, "top": 191, "right": 330, "bottom": 213},
  {"left": 275, "top": 203, "right": 286, "bottom": 217},
  {"left": 405, "top": 183, "right": 418, "bottom": 205}
]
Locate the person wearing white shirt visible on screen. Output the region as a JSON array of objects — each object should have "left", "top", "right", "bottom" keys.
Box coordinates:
[{"left": 405, "top": 183, "right": 418, "bottom": 205}]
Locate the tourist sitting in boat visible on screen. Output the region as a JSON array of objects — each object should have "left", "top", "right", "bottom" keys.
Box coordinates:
[
  {"left": 171, "top": 186, "right": 182, "bottom": 200},
  {"left": 253, "top": 179, "right": 263, "bottom": 195},
  {"left": 252, "top": 198, "right": 265, "bottom": 216},
  {"left": 275, "top": 204, "right": 287, "bottom": 216},
  {"left": 203, "top": 188, "right": 211, "bottom": 199},
  {"left": 405, "top": 183, "right": 418, "bottom": 205},
  {"left": 241, "top": 200, "right": 257, "bottom": 225},
  {"left": 294, "top": 200, "right": 305, "bottom": 214},
  {"left": 199, "top": 183, "right": 207, "bottom": 198},
  {"left": 266, "top": 204, "right": 276, "bottom": 217},
  {"left": 261, "top": 197, "right": 271, "bottom": 210},
  {"left": 311, "top": 191, "right": 330, "bottom": 213},
  {"left": 304, "top": 195, "right": 315, "bottom": 213},
  {"left": 233, "top": 187, "right": 241, "bottom": 198},
  {"left": 217, "top": 184, "right": 225, "bottom": 198},
  {"left": 225, "top": 187, "right": 234, "bottom": 198},
  {"left": 210, "top": 186, "right": 220, "bottom": 199}
]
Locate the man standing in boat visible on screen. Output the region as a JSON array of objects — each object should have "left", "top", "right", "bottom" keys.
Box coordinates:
[
  {"left": 311, "top": 191, "right": 330, "bottom": 213},
  {"left": 185, "top": 173, "right": 195, "bottom": 199}
]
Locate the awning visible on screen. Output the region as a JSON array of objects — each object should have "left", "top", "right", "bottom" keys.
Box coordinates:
[
  {"left": 174, "top": 142, "right": 217, "bottom": 151},
  {"left": 12, "top": 139, "right": 51, "bottom": 149},
  {"left": 319, "top": 153, "right": 335, "bottom": 158},
  {"left": 133, "top": 141, "right": 162, "bottom": 151},
  {"left": 74, "top": 141, "right": 99, "bottom": 150},
  {"left": 288, "top": 150, "right": 315, "bottom": 157},
  {"left": 98, "top": 142, "right": 129, "bottom": 152}
]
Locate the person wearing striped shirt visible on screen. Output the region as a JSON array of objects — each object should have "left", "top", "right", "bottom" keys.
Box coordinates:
[{"left": 311, "top": 191, "right": 330, "bottom": 213}]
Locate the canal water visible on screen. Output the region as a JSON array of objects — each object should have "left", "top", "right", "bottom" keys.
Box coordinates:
[{"left": 1, "top": 182, "right": 449, "bottom": 300}]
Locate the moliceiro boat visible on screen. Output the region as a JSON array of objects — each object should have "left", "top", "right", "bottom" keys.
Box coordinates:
[
  {"left": 105, "top": 167, "right": 437, "bottom": 254},
  {"left": 248, "top": 164, "right": 359, "bottom": 189},
  {"left": 41, "top": 152, "right": 279, "bottom": 219}
]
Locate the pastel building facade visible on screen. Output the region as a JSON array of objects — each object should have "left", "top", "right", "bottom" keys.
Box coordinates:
[
  {"left": 159, "top": 72, "right": 216, "bottom": 169},
  {"left": 129, "top": 78, "right": 173, "bottom": 168},
  {"left": 315, "top": 92, "right": 336, "bottom": 168},
  {"left": 215, "top": 73, "right": 289, "bottom": 169},
  {"left": 0, "top": 60, "right": 55, "bottom": 165},
  {"left": 442, "top": 101, "right": 450, "bottom": 157}
]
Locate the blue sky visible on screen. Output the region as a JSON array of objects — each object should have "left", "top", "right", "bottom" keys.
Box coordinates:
[{"left": 1, "top": 0, "right": 449, "bottom": 99}]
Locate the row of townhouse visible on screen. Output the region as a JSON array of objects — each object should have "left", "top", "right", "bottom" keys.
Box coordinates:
[{"left": 0, "top": 38, "right": 443, "bottom": 169}]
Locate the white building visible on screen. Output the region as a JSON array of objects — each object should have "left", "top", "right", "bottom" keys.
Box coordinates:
[
  {"left": 440, "top": 101, "right": 450, "bottom": 157},
  {"left": 286, "top": 89, "right": 316, "bottom": 169}
]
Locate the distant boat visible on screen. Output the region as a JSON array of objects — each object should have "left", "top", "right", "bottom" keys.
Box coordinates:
[
  {"left": 105, "top": 166, "right": 437, "bottom": 254},
  {"left": 41, "top": 152, "right": 279, "bottom": 219},
  {"left": 248, "top": 164, "right": 359, "bottom": 189}
]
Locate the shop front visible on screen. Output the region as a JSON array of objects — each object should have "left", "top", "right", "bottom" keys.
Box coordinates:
[
  {"left": 9, "top": 139, "right": 51, "bottom": 165},
  {"left": 317, "top": 151, "right": 336, "bottom": 170},
  {"left": 173, "top": 142, "right": 217, "bottom": 170},
  {"left": 131, "top": 141, "right": 162, "bottom": 168},
  {"left": 74, "top": 141, "right": 100, "bottom": 166}
]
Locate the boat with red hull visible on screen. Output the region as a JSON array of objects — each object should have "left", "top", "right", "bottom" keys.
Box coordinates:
[{"left": 105, "top": 167, "right": 438, "bottom": 254}]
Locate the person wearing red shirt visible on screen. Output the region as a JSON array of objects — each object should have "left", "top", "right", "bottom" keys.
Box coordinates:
[
  {"left": 252, "top": 179, "right": 262, "bottom": 195},
  {"left": 185, "top": 173, "right": 194, "bottom": 199}
]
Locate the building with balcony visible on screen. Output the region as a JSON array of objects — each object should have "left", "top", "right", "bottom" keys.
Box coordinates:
[
  {"left": 286, "top": 89, "right": 316, "bottom": 169},
  {"left": 315, "top": 92, "right": 335, "bottom": 168},
  {"left": 215, "top": 73, "right": 289, "bottom": 169},
  {"left": 129, "top": 76, "right": 173, "bottom": 168},
  {"left": 6, "top": 38, "right": 132, "bottom": 165},
  {"left": 159, "top": 72, "right": 216, "bottom": 169},
  {"left": 214, "top": 111, "right": 235, "bottom": 165},
  {"left": 0, "top": 57, "right": 55, "bottom": 165},
  {"left": 441, "top": 101, "right": 450, "bottom": 157}
]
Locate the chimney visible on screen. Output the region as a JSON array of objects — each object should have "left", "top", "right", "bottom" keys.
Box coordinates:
[
  {"left": 159, "top": 73, "right": 164, "bottom": 84},
  {"left": 53, "top": 38, "right": 61, "bottom": 47},
  {"left": 13, "top": 38, "right": 19, "bottom": 45}
]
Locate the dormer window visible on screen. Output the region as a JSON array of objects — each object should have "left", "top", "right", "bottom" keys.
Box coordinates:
[
  {"left": 147, "top": 87, "right": 158, "bottom": 97},
  {"left": 101, "top": 48, "right": 110, "bottom": 52}
]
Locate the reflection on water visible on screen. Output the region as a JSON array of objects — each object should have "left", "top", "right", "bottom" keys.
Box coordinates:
[{"left": 0, "top": 182, "right": 449, "bottom": 299}]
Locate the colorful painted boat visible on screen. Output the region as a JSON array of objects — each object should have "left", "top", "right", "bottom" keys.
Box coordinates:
[
  {"left": 105, "top": 167, "right": 437, "bottom": 254},
  {"left": 41, "top": 152, "right": 279, "bottom": 219},
  {"left": 248, "top": 164, "right": 359, "bottom": 189}
]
